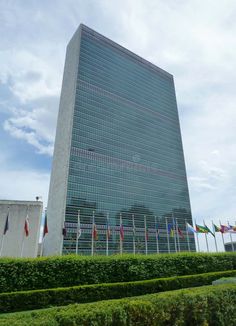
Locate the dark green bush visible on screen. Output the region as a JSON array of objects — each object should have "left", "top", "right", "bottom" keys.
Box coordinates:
[
  {"left": 0, "top": 269, "right": 235, "bottom": 313},
  {"left": 0, "top": 252, "right": 235, "bottom": 293},
  {"left": 0, "top": 284, "right": 236, "bottom": 325}
]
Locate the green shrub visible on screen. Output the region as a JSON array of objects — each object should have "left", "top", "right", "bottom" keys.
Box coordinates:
[
  {"left": 0, "top": 269, "right": 236, "bottom": 313},
  {"left": 0, "top": 284, "right": 236, "bottom": 325},
  {"left": 0, "top": 252, "right": 235, "bottom": 293}
]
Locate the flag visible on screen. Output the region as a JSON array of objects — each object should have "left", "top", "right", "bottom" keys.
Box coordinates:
[
  {"left": 120, "top": 224, "right": 124, "bottom": 241},
  {"left": 228, "top": 225, "right": 236, "bottom": 233},
  {"left": 213, "top": 224, "right": 221, "bottom": 232},
  {"left": 93, "top": 223, "right": 98, "bottom": 240},
  {"left": 77, "top": 219, "right": 82, "bottom": 239},
  {"left": 43, "top": 215, "right": 48, "bottom": 238},
  {"left": 106, "top": 217, "right": 111, "bottom": 239},
  {"left": 177, "top": 227, "right": 184, "bottom": 239},
  {"left": 204, "top": 224, "right": 215, "bottom": 237},
  {"left": 168, "top": 223, "right": 174, "bottom": 237},
  {"left": 155, "top": 223, "right": 159, "bottom": 237},
  {"left": 3, "top": 212, "right": 9, "bottom": 235},
  {"left": 220, "top": 225, "right": 229, "bottom": 233},
  {"left": 24, "top": 215, "right": 29, "bottom": 237},
  {"left": 196, "top": 224, "right": 208, "bottom": 233},
  {"left": 62, "top": 222, "right": 67, "bottom": 236},
  {"left": 186, "top": 223, "right": 196, "bottom": 233}
]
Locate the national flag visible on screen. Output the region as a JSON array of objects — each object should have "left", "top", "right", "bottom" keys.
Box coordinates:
[
  {"left": 43, "top": 215, "right": 48, "bottom": 238},
  {"left": 177, "top": 227, "right": 184, "bottom": 239},
  {"left": 24, "top": 215, "right": 29, "bottom": 237},
  {"left": 77, "top": 218, "right": 82, "bottom": 239},
  {"left": 155, "top": 223, "right": 159, "bottom": 237},
  {"left": 213, "top": 224, "right": 221, "bottom": 232},
  {"left": 228, "top": 225, "right": 236, "bottom": 233},
  {"left": 204, "top": 224, "right": 215, "bottom": 237},
  {"left": 106, "top": 216, "right": 111, "bottom": 239},
  {"left": 62, "top": 222, "right": 67, "bottom": 236},
  {"left": 120, "top": 224, "right": 124, "bottom": 241},
  {"left": 168, "top": 223, "right": 174, "bottom": 237},
  {"left": 195, "top": 224, "right": 208, "bottom": 233},
  {"left": 220, "top": 225, "right": 229, "bottom": 233},
  {"left": 186, "top": 222, "right": 196, "bottom": 233},
  {"left": 3, "top": 212, "right": 9, "bottom": 235},
  {"left": 93, "top": 223, "right": 98, "bottom": 240}
]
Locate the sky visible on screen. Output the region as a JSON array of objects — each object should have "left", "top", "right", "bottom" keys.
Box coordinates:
[{"left": 0, "top": 0, "right": 236, "bottom": 251}]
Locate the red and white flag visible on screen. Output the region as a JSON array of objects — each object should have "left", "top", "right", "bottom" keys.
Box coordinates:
[{"left": 24, "top": 215, "right": 29, "bottom": 237}]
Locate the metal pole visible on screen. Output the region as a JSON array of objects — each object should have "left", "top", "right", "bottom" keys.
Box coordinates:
[
  {"left": 185, "top": 220, "right": 190, "bottom": 252},
  {"left": 155, "top": 216, "right": 159, "bottom": 254},
  {"left": 228, "top": 221, "right": 234, "bottom": 252},
  {"left": 194, "top": 219, "right": 200, "bottom": 252},
  {"left": 203, "top": 220, "right": 209, "bottom": 252},
  {"left": 144, "top": 215, "right": 148, "bottom": 255},
  {"left": 219, "top": 220, "right": 225, "bottom": 251},
  {"left": 91, "top": 211, "right": 95, "bottom": 256},
  {"left": 106, "top": 212, "right": 109, "bottom": 256},
  {"left": 172, "top": 212, "right": 177, "bottom": 253},
  {"left": 165, "top": 217, "right": 170, "bottom": 253},
  {"left": 212, "top": 220, "right": 218, "bottom": 252},
  {"left": 175, "top": 218, "right": 181, "bottom": 252},
  {"left": 75, "top": 210, "right": 80, "bottom": 255},
  {"left": 132, "top": 214, "right": 135, "bottom": 255},
  {"left": 120, "top": 213, "right": 123, "bottom": 255}
]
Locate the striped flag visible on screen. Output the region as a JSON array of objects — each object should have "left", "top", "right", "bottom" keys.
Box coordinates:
[{"left": 24, "top": 215, "right": 29, "bottom": 237}]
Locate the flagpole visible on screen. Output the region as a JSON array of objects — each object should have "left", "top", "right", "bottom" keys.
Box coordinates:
[
  {"left": 120, "top": 213, "right": 123, "bottom": 255},
  {"left": 228, "top": 220, "right": 234, "bottom": 252},
  {"left": 91, "top": 210, "right": 95, "bottom": 256},
  {"left": 171, "top": 212, "right": 177, "bottom": 253},
  {"left": 203, "top": 220, "right": 209, "bottom": 252},
  {"left": 165, "top": 217, "right": 170, "bottom": 253},
  {"left": 75, "top": 210, "right": 80, "bottom": 255},
  {"left": 144, "top": 215, "right": 148, "bottom": 255},
  {"left": 175, "top": 217, "right": 181, "bottom": 252},
  {"left": 194, "top": 219, "right": 200, "bottom": 252},
  {"left": 155, "top": 216, "right": 159, "bottom": 254},
  {"left": 132, "top": 214, "right": 135, "bottom": 255},
  {"left": 106, "top": 212, "right": 109, "bottom": 256},
  {"left": 212, "top": 220, "right": 218, "bottom": 252},
  {"left": 185, "top": 220, "right": 190, "bottom": 252},
  {"left": 219, "top": 220, "right": 225, "bottom": 251},
  {"left": 21, "top": 206, "right": 29, "bottom": 258}
]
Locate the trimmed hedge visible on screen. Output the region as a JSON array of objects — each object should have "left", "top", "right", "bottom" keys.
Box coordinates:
[
  {"left": 0, "top": 252, "right": 236, "bottom": 293},
  {"left": 0, "top": 284, "right": 236, "bottom": 325},
  {"left": 0, "top": 269, "right": 236, "bottom": 313}
]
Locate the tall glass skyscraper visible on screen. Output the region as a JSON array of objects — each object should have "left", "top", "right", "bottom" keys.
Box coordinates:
[{"left": 44, "top": 24, "right": 195, "bottom": 256}]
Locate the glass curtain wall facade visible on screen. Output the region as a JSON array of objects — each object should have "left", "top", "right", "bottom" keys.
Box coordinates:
[{"left": 50, "top": 25, "right": 195, "bottom": 255}]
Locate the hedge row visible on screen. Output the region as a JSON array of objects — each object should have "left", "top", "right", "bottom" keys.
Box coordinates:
[
  {"left": 0, "top": 252, "right": 236, "bottom": 293},
  {"left": 1, "top": 284, "right": 236, "bottom": 325},
  {"left": 1, "top": 269, "right": 236, "bottom": 313}
]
